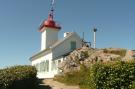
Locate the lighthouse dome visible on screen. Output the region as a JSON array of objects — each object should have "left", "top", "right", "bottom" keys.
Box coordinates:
[
  {"left": 39, "top": 14, "right": 61, "bottom": 32},
  {"left": 44, "top": 18, "right": 55, "bottom": 27}
]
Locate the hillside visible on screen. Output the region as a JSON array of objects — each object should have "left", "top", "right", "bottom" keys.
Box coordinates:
[
  {"left": 55, "top": 47, "right": 135, "bottom": 89},
  {"left": 59, "top": 47, "right": 128, "bottom": 73}
]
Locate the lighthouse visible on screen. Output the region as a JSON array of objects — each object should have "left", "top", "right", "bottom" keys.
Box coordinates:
[
  {"left": 39, "top": 0, "right": 61, "bottom": 50},
  {"left": 30, "top": 0, "right": 82, "bottom": 78}
]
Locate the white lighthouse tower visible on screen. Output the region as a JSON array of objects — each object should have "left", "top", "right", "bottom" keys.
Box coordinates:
[
  {"left": 39, "top": 0, "right": 61, "bottom": 50},
  {"left": 30, "top": 0, "right": 83, "bottom": 78}
]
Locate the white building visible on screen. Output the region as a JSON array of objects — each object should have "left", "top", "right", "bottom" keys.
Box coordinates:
[{"left": 30, "top": 4, "right": 82, "bottom": 79}]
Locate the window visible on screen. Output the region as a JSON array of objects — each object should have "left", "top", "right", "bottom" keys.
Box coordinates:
[
  {"left": 46, "top": 60, "right": 49, "bottom": 72},
  {"left": 58, "top": 60, "right": 62, "bottom": 73},
  {"left": 51, "top": 60, "right": 57, "bottom": 71},
  {"left": 35, "top": 63, "right": 40, "bottom": 72},
  {"left": 35, "top": 60, "right": 49, "bottom": 73},
  {"left": 41, "top": 62, "right": 45, "bottom": 72},
  {"left": 58, "top": 60, "right": 61, "bottom": 64},
  {"left": 42, "top": 61, "right": 46, "bottom": 72},
  {"left": 70, "top": 41, "right": 76, "bottom": 50}
]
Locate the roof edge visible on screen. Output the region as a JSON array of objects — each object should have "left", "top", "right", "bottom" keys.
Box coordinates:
[{"left": 29, "top": 48, "right": 51, "bottom": 61}]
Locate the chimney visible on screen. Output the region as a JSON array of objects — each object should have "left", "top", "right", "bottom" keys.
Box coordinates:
[{"left": 64, "top": 32, "right": 71, "bottom": 37}]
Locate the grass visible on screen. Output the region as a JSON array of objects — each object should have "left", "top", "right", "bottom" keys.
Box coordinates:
[{"left": 103, "top": 48, "right": 126, "bottom": 57}]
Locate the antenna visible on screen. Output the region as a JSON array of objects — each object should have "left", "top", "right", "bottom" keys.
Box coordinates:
[
  {"left": 82, "top": 32, "right": 91, "bottom": 47},
  {"left": 83, "top": 32, "right": 84, "bottom": 41},
  {"left": 82, "top": 32, "right": 84, "bottom": 47},
  {"left": 93, "top": 28, "right": 97, "bottom": 49},
  {"left": 51, "top": 0, "right": 55, "bottom": 11},
  {"left": 50, "top": 0, "right": 55, "bottom": 19}
]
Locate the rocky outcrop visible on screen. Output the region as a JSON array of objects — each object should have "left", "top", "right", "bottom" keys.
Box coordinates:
[
  {"left": 123, "top": 50, "right": 135, "bottom": 61},
  {"left": 59, "top": 47, "right": 125, "bottom": 73}
]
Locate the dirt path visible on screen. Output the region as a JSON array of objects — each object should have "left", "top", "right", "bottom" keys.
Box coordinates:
[{"left": 42, "top": 79, "right": 80, "bottom": 89}]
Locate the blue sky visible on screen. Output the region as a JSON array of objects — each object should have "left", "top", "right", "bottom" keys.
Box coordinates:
[{"left": 0, "top": 0, "right": 135, "bottom": 68}]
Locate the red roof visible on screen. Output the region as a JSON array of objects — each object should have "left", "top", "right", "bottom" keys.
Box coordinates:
[{"left": 39, "top": 14, "right": 61, "bottom": 32}]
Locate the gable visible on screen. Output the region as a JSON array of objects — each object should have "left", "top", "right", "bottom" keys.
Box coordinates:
[
  {"left": 30, "top": 48, "right": 51, "bottom": 61},
  {"left": 30, "top": 32, "right": 82, "bottom": 61},
  {"left": 52, "top": 32, "right": 82, "bottom": 59}
]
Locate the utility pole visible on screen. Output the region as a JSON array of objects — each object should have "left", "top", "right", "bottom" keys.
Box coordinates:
[
  {"left": 82, "top": 32, "right": 85, "bottom": 47},
  {"left": 93, "top": 28, "right": 97, "bottom": 49},
  {"left": 82, "top": 32, "right": 91, "bottom": 47}
]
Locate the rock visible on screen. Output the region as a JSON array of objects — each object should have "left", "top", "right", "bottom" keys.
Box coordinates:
[{"left": 58, "top": 47, "right": 126, "bottom": 73}]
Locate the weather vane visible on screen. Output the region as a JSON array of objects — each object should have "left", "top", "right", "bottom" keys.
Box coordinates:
[
  {"left": 51, "top": 0, "right": 55, "bottom": 11},
  {"left": 49, "top": 0, "right": 55, "bottom": 19},
  {"left": 51, "top": 0, "right": 55, "bottom": 5}
]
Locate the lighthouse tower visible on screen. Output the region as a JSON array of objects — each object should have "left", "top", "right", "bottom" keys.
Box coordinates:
[
  {"left": 39, "top": 0, "right": 61, "bottom": 50},
  {"left": 30, "top": 0, "right": 83, "bottom": 79}
]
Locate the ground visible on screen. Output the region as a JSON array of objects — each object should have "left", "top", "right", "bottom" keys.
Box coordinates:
[{"left": 38, "top": 79, "right": 80, "bottom": 89}]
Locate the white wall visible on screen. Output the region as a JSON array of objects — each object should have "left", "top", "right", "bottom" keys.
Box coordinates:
[
  {"left": 32, "top": 52, "right": 52, "bottom": 65},
  {"left": 32, "top": 32, "right": 82, "bottom": 78},
  {"left": 51, "top": 57, "right": 64, "bottom": 76},
  {"left": 31, "top": 52, "right": 64, "bottom": 78},
  {"left": 32, "top": 52, "right": 54, "bottom": 78},
  {"left": 52, "top": 33, "right": 82, "bottom": 59},
  {"left": 41, "top": 27, "right": 59, "bottom": 50}
]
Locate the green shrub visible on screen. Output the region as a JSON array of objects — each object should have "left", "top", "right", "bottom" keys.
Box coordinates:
[
  {"left": 55, "top": 64, "right": 93, "bottom": 89},
  {"left": 55, "top": 64, "right": 89, "bottom": 85},
  {"left": 55, "top": 72, "right": 81, "bottom": 85},
  {"left": 0, "top": 65, "right": 38, "bottom": 89},
  {"left": 91, "top": 61, "right": 135, "bottom": 89},
  {"left": 56, "top": 60, "right": 135, "bottom": 89}
]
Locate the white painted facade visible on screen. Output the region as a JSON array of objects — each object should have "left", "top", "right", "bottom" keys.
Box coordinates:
[
  {"left": 32, "top": 52, "right": 53, "bottom": 78},
  {"left": 41, "top": 27, "right": 59, "bottom": 50},
  {"left": 30, "top": 0, "right": 82, "bottom": 78},
  {"left": 30, "top": 27, "right": 82, "bottom": 78},
  {"left": 52, "top": 33, "right": 82, "bottom": 59}
]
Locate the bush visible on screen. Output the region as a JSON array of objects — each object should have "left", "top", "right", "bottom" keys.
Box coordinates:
[
  {"left": 56, "top": 60, "right": 135, "bottom": 89},
  {"left": 55, "top": 64, "right": 92, "bottom": 89},
  {"left": 91, "top": 61, "right": 135, "bottom": 89},
  {"left": 0, "top": 65, "right": 38, "bottom": 89},
  {"left": 55, "top": 64, "right": 89, "bottom": 85}
]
